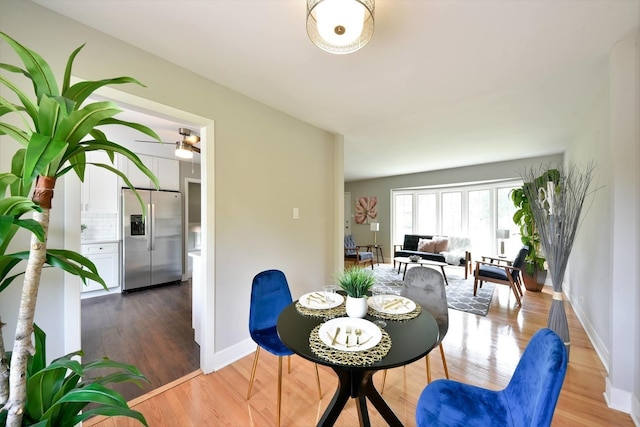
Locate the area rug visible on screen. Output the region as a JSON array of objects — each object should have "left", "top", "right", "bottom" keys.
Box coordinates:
[{"left": 370, "top": 264, "right": 495, "bottom": 316}]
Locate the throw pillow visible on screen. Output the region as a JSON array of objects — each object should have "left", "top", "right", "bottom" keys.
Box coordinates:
[
  {"left": 417, "top": 238, "right": 435, "bottom": 253},
  {"left": 433, "top": 236, "right": 449, "bottom": 253}
]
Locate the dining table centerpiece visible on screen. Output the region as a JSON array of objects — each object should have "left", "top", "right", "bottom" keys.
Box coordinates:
[{"left": 336, "top": 266, "right": 375, "bottom": 318}]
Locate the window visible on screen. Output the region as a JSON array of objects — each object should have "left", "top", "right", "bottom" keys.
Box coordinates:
[{"left": 391, "top": 181, "right": 521, "bottom": 257}]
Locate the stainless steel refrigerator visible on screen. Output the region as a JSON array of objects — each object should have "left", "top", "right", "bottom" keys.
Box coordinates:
[{"left": 121, "top": 188, "right": 182, "bottom": 291}]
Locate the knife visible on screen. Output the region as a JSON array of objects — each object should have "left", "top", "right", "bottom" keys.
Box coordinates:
[
  {"left": 358, "top": 336, "right": 373, "bottom": 347},
  {"left": 331, "top": 327, "right": 341, "bottom": 345},
  {"left": 383, "top": 298, "right": 401, "bottom": 309}
]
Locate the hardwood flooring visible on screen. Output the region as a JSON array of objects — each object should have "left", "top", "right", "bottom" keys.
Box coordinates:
[
  {"left": 81, "top": 281, "right": 200, "bottom": 402},
  {"left": 86, "top": 268, "right": 634, "bottom": 426}
]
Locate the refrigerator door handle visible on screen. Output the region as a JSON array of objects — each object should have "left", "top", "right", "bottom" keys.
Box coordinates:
[
  {"left": 147, "top": 203, "right": 152, "bottom": 251},
  {"left": 151, "top": 203, "right": 156, "bottom": 251}
]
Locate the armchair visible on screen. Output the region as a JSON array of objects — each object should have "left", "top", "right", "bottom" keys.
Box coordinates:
[
  {"left": 344, "top": 235, "right": 374, "bottom": 269},
  {"left": 473, "top": 246, "right": 529, "bottom": 307}
]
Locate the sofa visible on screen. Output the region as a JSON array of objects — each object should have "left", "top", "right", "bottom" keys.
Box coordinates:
[{"left": 394, "top": 234, "right": 472, "bottom": 278}]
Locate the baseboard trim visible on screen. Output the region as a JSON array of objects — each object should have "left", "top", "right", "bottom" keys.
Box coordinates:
[
  {"left": 210, "top": 337, "right": 256, "bottom": 372},
  {"left": 605, "top": 377, "right": 633, "bottom": 414}
]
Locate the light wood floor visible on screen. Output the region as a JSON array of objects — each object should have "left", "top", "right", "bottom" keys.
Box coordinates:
[{"left": 87, "top": 269, "right": 634, "bottom": 426}]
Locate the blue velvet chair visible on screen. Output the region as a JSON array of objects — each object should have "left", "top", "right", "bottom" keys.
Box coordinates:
[
  {"left": 415, "top": 328, "right": 568, "bottom": 427},
  {"left": 344, "top": 234, "right": 374, "bottom": 269},
  {"left": 473, "top": 246, "right": 529, "bottom": 307},
  {"left": 246, "top": 269, "right": 322, "bottom": 426}
]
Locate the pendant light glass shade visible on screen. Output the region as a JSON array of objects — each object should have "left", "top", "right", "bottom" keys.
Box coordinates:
[
  {"left": 307, "top": 0, "right": 375, "bottom": 54},
  {"left": 175, "top": 141, "right": 194, "bottom": 159}
]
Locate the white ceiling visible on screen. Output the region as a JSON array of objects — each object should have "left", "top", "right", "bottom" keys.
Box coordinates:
[{"left": 33, "top": 0, "right": 639, "bottom": 181}]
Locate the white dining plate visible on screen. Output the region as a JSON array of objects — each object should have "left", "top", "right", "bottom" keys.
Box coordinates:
[
  {"left": 319, "top": 317, "right": 382, "bottom": 352},
  {"left": 368, "top": 295, "right": 416, "bottom": 315},
  {"left": 299, "top": 292, "right": 344, "bottom": 309}
]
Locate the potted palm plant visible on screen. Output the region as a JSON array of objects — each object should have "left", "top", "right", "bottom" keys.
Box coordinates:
[
  {"left": 0, "top": 32, "right": 161, "bottom": 426},
  {"left": 510, "top": 169, "right": 559, "bottom": 291},
  {"left": 336, "top": 266, "right": 375, "bottom": 318}
]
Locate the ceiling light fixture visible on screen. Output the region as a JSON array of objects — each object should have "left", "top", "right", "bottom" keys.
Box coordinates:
[
  {"left": 306, "top": 0, "right": 375, "bottom": 54},
  {"left": 175, "top": 140, "right": 193, "bottom": 159},
  {"left": 174, "top": 128, "right": 200, "bottom": 159}
]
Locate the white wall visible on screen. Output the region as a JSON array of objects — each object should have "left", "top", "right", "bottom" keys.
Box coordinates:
[
  {"left": 0, "top": 0, "right": 341, "bottom": 370},
  {"left": 565, "top": 30, "right": 639, "bottom": 419}
]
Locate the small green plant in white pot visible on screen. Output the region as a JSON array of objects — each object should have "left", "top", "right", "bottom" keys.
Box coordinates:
[{"left": 336, "top": 267, "right": 375, "bottom": 318}]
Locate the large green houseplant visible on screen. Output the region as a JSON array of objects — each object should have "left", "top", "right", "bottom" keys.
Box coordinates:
[
  {"left": 0, "top": 32, "right": 161, "bottom": 426},
  {"left": 510, "top": 169, "right": 560, "bottom": 291}
]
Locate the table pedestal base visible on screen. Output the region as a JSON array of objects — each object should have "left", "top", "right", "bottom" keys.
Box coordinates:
[{"left": 317, "top": 367, "right": 402, "bottom": 427}]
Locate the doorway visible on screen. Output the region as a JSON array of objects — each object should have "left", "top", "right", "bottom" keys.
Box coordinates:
[{"left": 68, "top": 87, "right": 214, "bottom": 400}]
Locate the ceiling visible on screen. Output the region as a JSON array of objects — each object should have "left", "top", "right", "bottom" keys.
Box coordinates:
[{"left": 33, "top": 0, "right": 638, "bottom": 181}]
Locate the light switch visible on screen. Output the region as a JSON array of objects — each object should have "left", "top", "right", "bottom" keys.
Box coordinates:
[{"left": 293, "top": 207, "right": 299, "bottom": 219}]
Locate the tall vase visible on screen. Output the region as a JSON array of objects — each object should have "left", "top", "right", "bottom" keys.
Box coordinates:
[{"left": 345, "top": 296, "right": 368, "bottom": 318}]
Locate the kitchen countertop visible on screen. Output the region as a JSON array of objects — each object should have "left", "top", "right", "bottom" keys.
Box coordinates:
[{"left": 81, "top": 239, "right": 120, "bottom": 245}]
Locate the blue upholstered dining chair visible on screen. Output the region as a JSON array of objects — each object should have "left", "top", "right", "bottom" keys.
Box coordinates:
[
  {"left": 246, "top": 269, "right": 322, "bottom": 427},
  {"left": 381, "top": 266, "right": 450, "bottom": 392},
  {"left": 344, "top": 234, "right": 374, "bottom": 269},
  {"left": 415, "top": 328, "right": 568, "bottom": 427}
]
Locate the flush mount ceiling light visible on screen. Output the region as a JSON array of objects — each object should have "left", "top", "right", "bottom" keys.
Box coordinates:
[{"left": 306, "top": 0, "right": 375, "bottom": 54}]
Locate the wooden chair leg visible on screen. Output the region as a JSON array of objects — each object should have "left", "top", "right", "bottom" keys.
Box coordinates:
[
  {"left": 509, "top": 279, "right": 523, "bottom": 307},
  {"left": 288, "top": 355, "right": 291, "bottom": 374},
  {"left": 381, "top": 369, "right": 387, "bottom": 394},
  {"left": 277, "top": 356, "right": 283, "bottom": 427},
  {"left": 246, "top": 346, "right": 261, "bottom": 400},
  {"left": 314, "top": 364, "right": 322, "bottom": 399},
  {"left": 439, "top": 343, "right": 449, "bottom": 379},
  {"left": 426, "top": 354, "right": 432, "bottom": 383}
]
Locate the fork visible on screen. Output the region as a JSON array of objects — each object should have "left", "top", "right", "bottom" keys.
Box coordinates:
[
  {"left": 355, "top": 328, "right": 362, "bottom": 346},
  {"left": 345, "top": 326, "right": 352, "bottom": 346}
]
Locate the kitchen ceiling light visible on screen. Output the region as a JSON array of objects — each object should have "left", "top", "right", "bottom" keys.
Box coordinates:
[
  {"left": 306, "top": 0, "right": 375, "bottom": 54},
  {"left": 175, "top": 141, "right": 194, "bottom": 159}
]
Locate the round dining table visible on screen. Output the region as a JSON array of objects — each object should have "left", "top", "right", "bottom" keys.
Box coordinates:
[{"left": 277, "top": 301, "right": 439, "bottom": 427}]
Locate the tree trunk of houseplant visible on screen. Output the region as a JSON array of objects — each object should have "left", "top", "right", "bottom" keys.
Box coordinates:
[{"left": 522, "top": 267, "right": 547, "bottom": 292}]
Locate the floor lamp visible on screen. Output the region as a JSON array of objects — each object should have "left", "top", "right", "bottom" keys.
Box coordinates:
[
  {"left": 496, "top": 229, "right": 510, "bottom": 257},
  {"left": 370, "top": 222, "right": 379, "bottom": 245}
]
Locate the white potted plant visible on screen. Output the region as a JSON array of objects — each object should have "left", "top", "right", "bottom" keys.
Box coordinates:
[{"left": 336, "top": 266, "right": 375, "bottom": 318}]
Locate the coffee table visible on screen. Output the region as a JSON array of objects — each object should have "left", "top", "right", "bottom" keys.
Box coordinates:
[{"left": 393, "top": 256, "right": 450, "bottom": 285}]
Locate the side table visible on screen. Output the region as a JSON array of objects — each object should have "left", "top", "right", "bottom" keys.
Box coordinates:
[{"left": 369, "top": 244, "right": 383, "bottom": 265}]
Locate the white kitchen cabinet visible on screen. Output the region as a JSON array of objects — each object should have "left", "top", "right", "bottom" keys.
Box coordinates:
[
  {"left": 121, "top": 154, "right": 180, "bottom": 191},
  {"left": 81, "top": 243, "right": 119, "bottom": 294},
  {"left": 81, "top": 151, "right": 118, "bottom": 213}
]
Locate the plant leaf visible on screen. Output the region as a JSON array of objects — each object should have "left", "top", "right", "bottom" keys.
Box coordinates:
[{"left": 0, "top": 32, "right": 60, "bottom": 101}]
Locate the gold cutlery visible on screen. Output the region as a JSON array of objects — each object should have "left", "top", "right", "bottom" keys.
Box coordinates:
[
  {"left": 331, "top": 327, "right": 341, "bottom": 345},
  {"left": 313, "top": 292, "right": 327, "bottom": 301},
  {"left": 384, "top": 298, "right": 403, "bottom": 310},
  {"left": 358, "top": 336, "right": 372, "bottom": 347},
  {"left": 345, "top": 326, "right": 352, "bottom": 346},
  {"left": 355, "top": 328, "right": 362, "bottom": 345}
]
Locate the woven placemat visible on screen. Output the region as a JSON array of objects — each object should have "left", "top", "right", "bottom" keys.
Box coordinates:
[
  {"left": 295, "top": 301, "right": 346, "bottom": 318},
  {"left": 309, "top": 324, "right": 391, "bottom": 366},
  {"left": 368, "top": 303, "right": 421, "bottom": 321}
]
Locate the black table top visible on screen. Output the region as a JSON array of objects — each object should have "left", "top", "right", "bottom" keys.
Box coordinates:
[{"left": 277, "top": 302, "right": 439, "bottom": 371}]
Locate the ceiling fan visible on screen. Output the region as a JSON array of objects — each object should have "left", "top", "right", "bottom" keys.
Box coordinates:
[{"left": 135, "top": 127, "right": 201, "bottom": 160}]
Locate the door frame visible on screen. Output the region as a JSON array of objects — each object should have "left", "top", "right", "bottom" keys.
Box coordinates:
[{"left": 65, "top": 83, "right": 218, "bottom": 375}]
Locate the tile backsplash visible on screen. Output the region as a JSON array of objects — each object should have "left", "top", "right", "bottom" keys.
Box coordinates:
[{"left": 81, "top": 212, "right": 118, "bottom": 241}]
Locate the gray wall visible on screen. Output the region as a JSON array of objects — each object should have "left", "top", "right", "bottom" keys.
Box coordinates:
[{"left": 0, "top": 0, "right": 341, "bottom": 364}]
